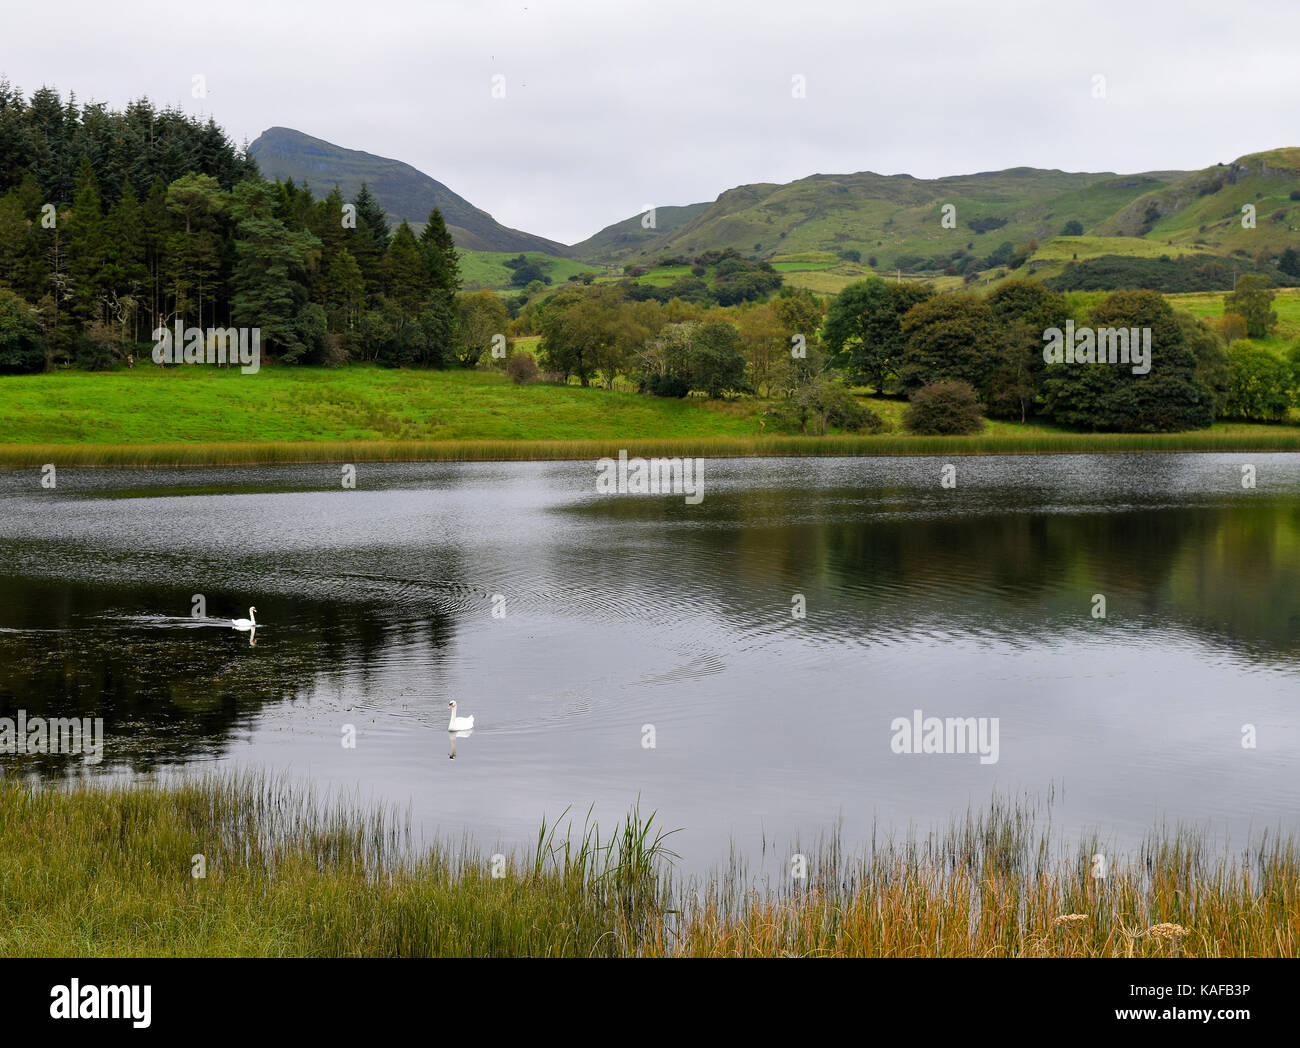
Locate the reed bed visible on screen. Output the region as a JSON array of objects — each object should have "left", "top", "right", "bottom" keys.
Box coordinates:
[
  {"left": 0, "top": 774, "right": 1295, "bottom": 957},
  {"left": 3, "top": 428, "right": 1300, "bottom": 469}
]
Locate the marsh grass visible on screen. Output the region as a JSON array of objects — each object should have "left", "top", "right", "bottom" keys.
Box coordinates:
[
  {"left": 4, "top": 428, "right": 1300, "bottom": 469},
  {"left": 0, "top": 773, "right": 1294, "bottom": 957}
]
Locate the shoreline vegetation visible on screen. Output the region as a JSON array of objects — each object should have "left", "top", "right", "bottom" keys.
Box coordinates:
[
  {"left": 2, "top": 367, "right": 1300, "bottom": 468},
  {"left": 0, "top": 774, "right": 1294, "bottom": 957},
  {"left": 5, "top": 429, "right": 1300, "bottom": 468}
]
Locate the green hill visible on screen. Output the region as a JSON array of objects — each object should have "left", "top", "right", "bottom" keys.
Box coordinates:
[
  {"left": 566, "top": 202, "right": 712, "bottom": 261},
  {"left": 1095, "top": 149, "right": 1300, "bottom": 253},
  {"left": 575, "top": 167, "right": 1192, "bottom": 269},
  {"left": 253, "top": 127, "right": 1300, "bottom": 291},
  {"left": 567, "top": 151, "right": 1300, "bottom": 293}
]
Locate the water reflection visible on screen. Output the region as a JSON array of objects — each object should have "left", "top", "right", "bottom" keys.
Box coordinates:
[{"left": 0, "top": 455, "right": 1297, "bottom": 867}]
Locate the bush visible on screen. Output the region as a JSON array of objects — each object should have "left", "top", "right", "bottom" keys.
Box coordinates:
[
  {"left": 646, "top": 373, "right": 690, "bottom": 398},
  {"left": 768, "top": 379, "right": 883, "bottom": 435},
  {"left": 323, "top": 332, "right": 350, "bottom": 367},
  {"left": 1217, "top": 312, "right": 1249, "bottom": 344},
  {"left": 903, "top": 380, "right": 985, "bottom": 435},
  {"left": 806, "top": 384, "right": 881, "bottom": 433},
  {"left": 510, "top": 262, "right": 546, "bottom": 286},
  {"left": 74, "top": 321, "right": 121, "bottom": 371},
  {"left": 505, "top": 351, "right": 539, "bottom": 384}
]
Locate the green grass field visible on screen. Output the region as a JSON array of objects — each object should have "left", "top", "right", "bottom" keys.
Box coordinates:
[
  {"left": 2, "top": 366, "right": 1299, "bottom": 466},
  {"left": 1033, "top": 236, "right": 1202, "bottom": 262},
  {"left": 1167, "top": 287, "right": 1300, "bottom": 350},
  {"left": 0, "top": 366, "right": 760, "bottom": 445},
  {"left": 457, "top": 250, "right": 595, "bottom": 290}
]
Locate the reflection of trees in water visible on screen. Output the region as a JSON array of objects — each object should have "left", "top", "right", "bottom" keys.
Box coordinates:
[
  {"left": 821, "top": 497, "right": 1300, "bottom": 658},
  {"left": 575, "top": 486, "right": 1300, "bottom": 660},
  {"left": 0, "top": 575, "right": 458, "bottom": 777}
]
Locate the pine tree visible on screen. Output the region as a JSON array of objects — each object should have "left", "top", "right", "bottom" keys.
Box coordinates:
[
  {"left": 419, "top": 206, "right": 461, "bottom": 294},
  {"left": 229, "top": 179, "right": 321, "bottom": 360},
  {"left": 350, "top": 183, "right": 389, "bottom": 305},
  {"left": 104, "top": 184, "right": 149, "bottom": 340},
  {"left": 65, "top": 158, "right": 108, "bottom": 327},
  {"left": 142, "top": 178, "right": 169, "bottom": 330},
  {"left": 384, "top": 220, "right": 429, "bottom": 316},
  {"left": 322, "top": 246, "right": 365, "bottom": 330},
  {"left": 164, "top": 173, "right": 226, "bottom": 328}
]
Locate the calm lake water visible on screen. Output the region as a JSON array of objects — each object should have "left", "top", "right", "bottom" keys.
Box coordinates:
[{"left": 1, "top": 454, "right": 1297, "bottom": 873}]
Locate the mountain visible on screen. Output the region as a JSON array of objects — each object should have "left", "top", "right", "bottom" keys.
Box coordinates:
[
  {"left": 247, "top": 128, "right": 1300, "bottom": 289},
  {"left": 247, "top": 127, "right": 567, "bottom": 254},
  {"left": 572, "top": 167, "right": 1196, "bottom": 268},
  {"left": 572, "top": 150, "right": 1300, "bottom": 278}
]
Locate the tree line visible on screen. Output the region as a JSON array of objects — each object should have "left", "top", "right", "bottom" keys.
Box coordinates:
[
  {"left": 0, "top": 83, "right": 512, "bottom": 372},
  {"left": 822, "top": 275, "right": 1299, "bottom": 431}
]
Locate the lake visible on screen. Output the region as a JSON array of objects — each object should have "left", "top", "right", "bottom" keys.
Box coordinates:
[{"left": 1, "top": 453, "right": 1297, "bottom": 875}]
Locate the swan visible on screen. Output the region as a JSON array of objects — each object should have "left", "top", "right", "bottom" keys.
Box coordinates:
[
  {"left": 232, "top": 607, "right": 257, "bottom": 631},
  {"left": 447, "top": 700, "right": 474, "bottom": 732}
]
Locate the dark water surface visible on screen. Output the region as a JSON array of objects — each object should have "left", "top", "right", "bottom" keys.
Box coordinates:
[{"left": 1, "top": 454, "right": 1297, "bottom": 872}]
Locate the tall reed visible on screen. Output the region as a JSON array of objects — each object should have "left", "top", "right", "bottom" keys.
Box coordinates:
[{"left": 0, "top": 773, "right": 1294, "bottom": 956}]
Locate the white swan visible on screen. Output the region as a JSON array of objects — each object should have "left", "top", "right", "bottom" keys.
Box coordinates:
[
  {"left": 232, "top": 606, "right": 257, "bottom": 631},
  {"left": 447, "top": 700, "right": 474, "bottom": 732}
]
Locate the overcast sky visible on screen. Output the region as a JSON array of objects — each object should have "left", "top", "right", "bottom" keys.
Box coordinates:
[{"left": 3, "top": 0, "right": 1297, "bottom": 244}]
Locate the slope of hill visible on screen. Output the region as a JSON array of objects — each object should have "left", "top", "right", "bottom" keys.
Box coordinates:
[
  {"left": 573, "top": 167, "right": 1198, "bottom": 269},
  {"left": 566, "top": 202, "right": 712, "bottom": 261},
  {"left": 1095, "top": 148, "right": 1300, "bottom": 252},
  {"left": 248, "top": 127, "right": 567, "bottom": 254}
]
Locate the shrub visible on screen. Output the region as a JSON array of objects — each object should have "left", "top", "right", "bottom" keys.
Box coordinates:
[
  {"left": 323, "top": 333, "right": 350, "bottom": 367},
  {"left": 903, "top": 380, "right": 985, "bottom": 435},
  {"left": 646, "top": 373, "right": 690, "bottom": 398},
  {"left": 1217, "top": 312, "right": 1249, "bottom": 344},
  {"left": 505, "top": 352, "right": 538, "bottom": 384},
  {"left": 768, "top": 379, "right": 883, "bottom": 435}
]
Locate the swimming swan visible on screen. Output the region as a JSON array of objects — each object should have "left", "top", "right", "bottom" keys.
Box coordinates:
[
  {"left": 447, "top": 700, "right": 474, "bottom": 732},
  {"left": 232, "top": 607, "right": 258, "bottom": 630}
]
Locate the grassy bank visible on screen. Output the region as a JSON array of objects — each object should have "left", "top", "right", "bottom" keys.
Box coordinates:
[
  {"left": 2, "top": 367, "right": 1299, "bottom": 466},
  {"left": 4, "top": 429, "right": 1300, "bottom": 468},
  {"left": 0, "top": 774, "right": 1295, "bottom": 957},
  {"left": 0, "top": 366, "right": 758, "bottom": 444}
]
